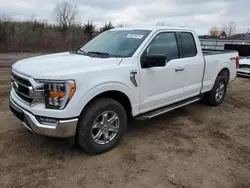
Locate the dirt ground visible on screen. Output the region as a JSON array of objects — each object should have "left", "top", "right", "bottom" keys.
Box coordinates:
[{"left": 1, "top": 53, "right": 250, "bottom": 188}]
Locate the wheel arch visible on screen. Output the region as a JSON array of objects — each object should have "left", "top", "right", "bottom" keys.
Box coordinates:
[
  {"left": 218, "top": 67, "right": 230, "bottom": 83},
  {"left": 215, "top": 62, "right": 230, "bottom": 83},
  {"left": 77, "top": 83, "right": 135, "bottom": 119}
]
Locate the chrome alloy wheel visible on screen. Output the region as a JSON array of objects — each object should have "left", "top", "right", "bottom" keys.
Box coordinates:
[
  {"left": 91, "top": 111, "right": 120, "bottom": 145},
  {"left": 215, "top": 82, "right": 225, "bottom": 102}
]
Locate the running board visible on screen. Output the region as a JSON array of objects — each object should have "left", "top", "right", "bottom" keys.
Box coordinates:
[{"left": 135, "top": 97, "right": 200, "bottom": 120}]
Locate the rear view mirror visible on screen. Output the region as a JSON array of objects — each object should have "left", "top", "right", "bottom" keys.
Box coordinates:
[{"left": 141, "top": 55, "right": 167, "bottom": 68}]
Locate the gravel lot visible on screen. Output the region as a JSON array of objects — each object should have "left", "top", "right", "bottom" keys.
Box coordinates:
[{"left": 1, "top": 53, "right": 250, "bottom": 188}]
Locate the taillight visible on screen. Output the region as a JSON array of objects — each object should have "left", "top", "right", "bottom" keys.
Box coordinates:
[{"left": 236, "top": 56, "right": 239, "bottom": 69}]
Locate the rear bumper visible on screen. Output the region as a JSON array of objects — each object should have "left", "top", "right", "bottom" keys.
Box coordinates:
[
  {"left": 237, "top": 69, "right": 250, "bottom": 77},
  {"left": 9, "top": 97, "right": 78, "bottom": 138}
]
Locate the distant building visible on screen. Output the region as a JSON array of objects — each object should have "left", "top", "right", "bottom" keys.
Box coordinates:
[
  {"left": 198, "top": 35, "right": 213, "bottom": 39},
  {"left": 229, "top": 33, "right": 250, "bottom": 40},
  {"left": 211, "top": 31, "right": 227, "bottom": 39},
  {"left": 199, "top": 31, "right": 228, "bottom": 40}
]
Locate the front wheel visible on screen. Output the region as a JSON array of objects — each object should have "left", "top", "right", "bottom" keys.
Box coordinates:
[
  {"left": 77, "top": 98, "right": 127, "bottom": 154},
  {"left": 204, "top": 76, "right": 227, "bottom": 106}
]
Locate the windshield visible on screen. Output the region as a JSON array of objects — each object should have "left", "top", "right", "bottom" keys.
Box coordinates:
[{"left": 79, "top": 29, "right": 151, "bottom": 57}]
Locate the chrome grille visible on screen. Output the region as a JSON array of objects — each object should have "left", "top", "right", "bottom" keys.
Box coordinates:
[{"left": 11, "top": 73, "right": 33, "bottom": 104}]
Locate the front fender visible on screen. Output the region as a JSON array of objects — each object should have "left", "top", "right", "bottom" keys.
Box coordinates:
[{"left": 76, "top": 82, "right": 136, "bottom": 116}]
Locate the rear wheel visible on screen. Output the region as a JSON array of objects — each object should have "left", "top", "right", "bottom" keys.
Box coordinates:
[
  {"left": 204, "top": 76, "right": 227, "bottom": 106},
  {"left": 77, "top": 98, "right": 127, "bottom": 154}
]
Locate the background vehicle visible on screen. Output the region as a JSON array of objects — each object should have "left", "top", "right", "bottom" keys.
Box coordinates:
[
  {"left": 10, "top": 26, "right": 239, "bottom": 154},
  {"left": 237, "top": 56, "right": 250, "bottom": 77}
]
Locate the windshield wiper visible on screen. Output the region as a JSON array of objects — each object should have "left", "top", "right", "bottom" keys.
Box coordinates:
[
  {"left": 87, "top": 51, "right": 110, "bottom": 56},
  {"left": 71, "top": 50, "right": 111, "bottom": 57},
  {"left": 78, "top": 49, "right": 88, "bottom": 54},
  {"left": 70, "top": 49, "right": 89, "bottom": 56}
]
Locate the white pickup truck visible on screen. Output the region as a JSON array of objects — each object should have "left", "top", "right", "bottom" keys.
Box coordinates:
[{"left": 10, "top": 26, "right": 239, "bottom": 154}]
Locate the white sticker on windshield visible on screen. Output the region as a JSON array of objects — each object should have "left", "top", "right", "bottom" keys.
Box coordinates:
[{"left": 126, "top": 34, "right": 144, "bottom": 39}]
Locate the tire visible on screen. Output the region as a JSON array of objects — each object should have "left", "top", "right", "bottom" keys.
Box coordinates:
[
  {"left": 76, "top": 98, "right": 127, "bottom": 154},
  {"left": 204, "top": 76, "right": 227, "bottom": 106}
]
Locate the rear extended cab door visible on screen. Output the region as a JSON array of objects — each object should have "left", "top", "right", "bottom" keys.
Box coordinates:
[{"left": 175, "top": 31, "right": 205, "bottom": 99}]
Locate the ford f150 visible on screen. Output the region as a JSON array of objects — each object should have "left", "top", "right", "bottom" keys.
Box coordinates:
[{"left": 9, "top": 26, "right": 239, "bottom": 154}]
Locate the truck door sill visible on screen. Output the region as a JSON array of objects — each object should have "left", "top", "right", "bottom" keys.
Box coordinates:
[{"left": 135, "top": 96, "right": 201, "bottom": 120}]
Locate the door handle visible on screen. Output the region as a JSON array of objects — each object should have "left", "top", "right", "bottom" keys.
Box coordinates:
[{"left": 175, "top": 67, "right": 185, "bottom": 72}]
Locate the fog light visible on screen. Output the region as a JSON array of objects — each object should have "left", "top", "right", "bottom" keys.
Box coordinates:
[{"left": 37, "top": 116, "right": 58, "bottom": 125}]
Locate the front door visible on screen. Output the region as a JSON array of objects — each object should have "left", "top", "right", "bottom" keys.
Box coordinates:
[{"left": 139, "top": 31, "right": 186, "bottom": 113}]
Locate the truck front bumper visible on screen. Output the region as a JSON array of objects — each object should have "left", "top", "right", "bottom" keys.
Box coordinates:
[{"left": 9, "top": 97, "right": 78, "bottom": 138}]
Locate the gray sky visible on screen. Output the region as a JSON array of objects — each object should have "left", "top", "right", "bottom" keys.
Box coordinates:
[{"left": 1, "top": 0, "right": 249, "bottom": 34}]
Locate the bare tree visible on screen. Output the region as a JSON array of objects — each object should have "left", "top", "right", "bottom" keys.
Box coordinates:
[
  {"left": 209, "top": 26, "right": 219, "bottom": 36},
  {"left": 53, "top": 1, "right": 78, "bottom": 32},
  {"left": 156, "top": 21, "right": 165, "bottom": 26},
  {"left": 116, "top": 22, "right": 131, "bottom": 27},
  {"left": 223, "top": 21, "right": 236, "bottom": 38},
  {"left": 1, "top": 13, "right": 12, "bottom": 22},
  {"left": 100, "top": 21, "right": 114, "bottom": 33},
  {"left": 83, "top": 21, "right": 96, "bottom": 39},
  {"left": 0, "top": 13, "right": 13, "bottom": 43}
]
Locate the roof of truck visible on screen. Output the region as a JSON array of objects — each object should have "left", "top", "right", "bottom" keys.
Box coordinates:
[{"left": 112, "top": 26, "right": 195, "bottom": 32}]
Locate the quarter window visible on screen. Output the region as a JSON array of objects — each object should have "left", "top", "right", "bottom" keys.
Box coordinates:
[{"left": 180, "top": 32, "right": 197, "bottom": 57}]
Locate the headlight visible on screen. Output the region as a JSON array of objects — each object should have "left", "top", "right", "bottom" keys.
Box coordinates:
[{"left": 36, "top": 80, "right": 76, "bottom": 109}]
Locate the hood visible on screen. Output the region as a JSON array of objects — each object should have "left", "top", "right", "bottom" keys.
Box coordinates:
[{"left": 12, "top": 52, "right": 122, "bottom": 79}]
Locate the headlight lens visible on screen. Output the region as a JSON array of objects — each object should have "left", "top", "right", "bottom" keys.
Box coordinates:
[{"left": 36, "top": 80, "right": 76, "bottom": 109}]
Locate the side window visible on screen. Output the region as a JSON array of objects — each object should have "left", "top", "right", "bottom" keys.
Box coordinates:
[
  {"left": 145, "top": 32, "right": 179, "bottom": 61},
  {"left": 180, "top": 32, "right": 197, "bottom": 57}
]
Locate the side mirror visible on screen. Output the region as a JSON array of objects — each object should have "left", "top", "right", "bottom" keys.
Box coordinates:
[{"left": 141, "top": 55, "right": 167, "bottom": 68}]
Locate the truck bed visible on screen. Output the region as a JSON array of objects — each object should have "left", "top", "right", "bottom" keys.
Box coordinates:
[
  {"left": 202, "top": 49, "right": 238, "bottom": 92},
  {"left": 202, "top": 49, "right": 237, "bottom": 56}
]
